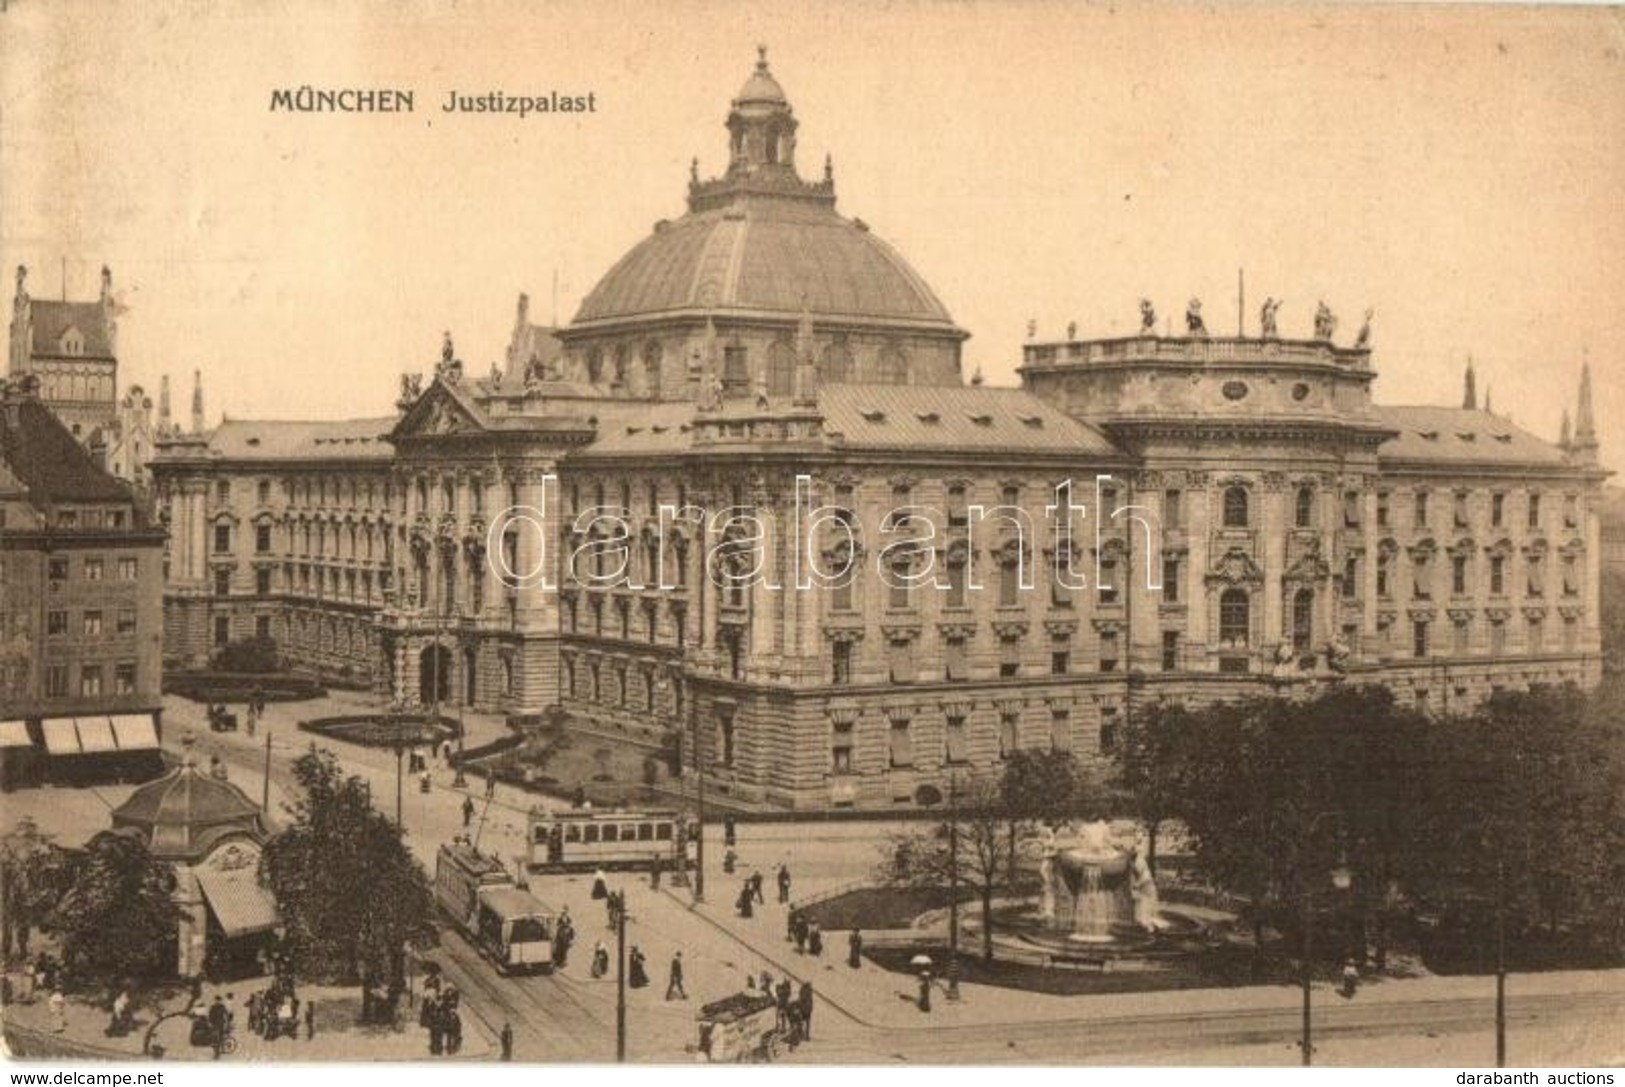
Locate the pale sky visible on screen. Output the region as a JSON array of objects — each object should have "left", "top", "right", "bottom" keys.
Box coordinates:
[{"left": 3, "top": 1, "right": 1622, "bottom": 470}]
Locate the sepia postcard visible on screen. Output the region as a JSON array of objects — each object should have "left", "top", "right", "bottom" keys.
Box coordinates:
[{"left": 1, "top": 0, "right": 1623, "bottom": 1073}]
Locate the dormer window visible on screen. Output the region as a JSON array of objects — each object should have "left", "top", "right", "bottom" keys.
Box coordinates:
[{"left": 60, "top": 328, "right": 84, "bottom": 356}]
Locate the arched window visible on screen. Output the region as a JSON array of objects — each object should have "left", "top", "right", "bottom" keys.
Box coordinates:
[
  {"left": 586, "top": 348, "right": 603, "bottom": 383},
  {"left": 1291, "top": 588, "right": 1314, "bottom": 654},
  {"left": 766, "top": 340, "right": 796, "bottom": 397},
  {"left": 723, "top": 343, "right": 749, "bottom": 397},
  {"left": 641, "top": 341, "right": 662, "bottom": 394},
  {"left": 1223, "top": 486, "right": 1250, "bottom": 528},
  {"left": 1295, "top": 486, "right": 1314, "bottom": 529},
  {"left": 820, "top": 340, "right": 855, "bottom": 383},
  {"left": 1219, "top": 588, "right": 1250, "bottom": 647}
]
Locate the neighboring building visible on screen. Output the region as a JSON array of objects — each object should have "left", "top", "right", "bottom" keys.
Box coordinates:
[
  {"left": 152, "top": 52, "right": 1609, "bottom": 811},
  {"left": 0, "top": 375, "right": 166, "bottom": 787}
]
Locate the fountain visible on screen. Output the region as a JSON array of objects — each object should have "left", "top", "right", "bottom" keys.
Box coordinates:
[{"left": 1037, "top": 820, "right": 1165, "bottom": 943}]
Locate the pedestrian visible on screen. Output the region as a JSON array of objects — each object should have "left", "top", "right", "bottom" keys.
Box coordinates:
[
  {"left": 304, "top": 998, "right": 315, "bottom": 1040},
  {"left": 785, "top": 1001, "right": 804, "bottom": 1049},
  {"left": 808, "top": 921, "right": 823, "bottom": 958},
  {"left": 848, "top": 928, "right": 863, "bottom": 969},
  {"left": 208, "top": 994, "right": 230, "bottom": 1058},
  {"left": 751, "top": 870, "right": 765, "bottom": 904},
  {"left": 723, "top": 847, "right": 738, "bottom": 874},
  {"left": 650, "top": 853, "right": 662, "bottom": 890},
  {"left": 917, "top": 968, "right": 932, "bottom": 1013},
  {"left": 723, "top": 814, "right": 737, "bottom": 847},
  {"left": 447, "top": 1007, "right": 464, "bottom": 1056},
  {"left": 798, "top": 980, "right": 815, "bottom": 1041},
  {"left": 427, "top": 1003, "right": 444, "bottom": 1056},
  {"left": 499, "top": 1021, "right": 514, "bottom": 1061},
  {"left": 48, "top": 987, "right": 65, "bottom": 1033},
  {"left": 793, "top": 914, "right": 807, "bottom": 955},
  {"left": 591, "top": 940, "right": 610, "bottom": 979},
  {"left": 1341, "top": 957, "right": 1360, "bottom": 999},
  {"left": 777, "top": 863, "right": 792, "bottom": 904},
  {"left": 628, "top": 946, "right": 649, "bottom": 989},
  {"left": 106, "top": 988, "right": 131, "bottom": 1037},
  {"left": 419, "top": 768, "right": 431, "bottom": 793},
  {"left": 246, "top": 703, "right": 257, "bottom": 738},
  {"left": 441, "top": 739, "right": 453, "bottom": 765},
  {"left": 759, "top": 969, "right": 774, "bottom": 995},
  {"left": 774, "top": 978, "right": 792, "bottom": 1032},
  {"left": 591, "top": 868, "right": 609, "bottom": 900},
  {"left": 737, "top": 882, "right": 753, "bottom": 919},
  {"left": 461, "top": 795, "right": 475, "bottom": 828},
  {"left": 665, "top": 951, "right": 687, "bottom": 1001}
]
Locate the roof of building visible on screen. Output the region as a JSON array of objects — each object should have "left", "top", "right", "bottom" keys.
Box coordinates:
[
  {"left": 27, "top": 300, "right": 114, "bottom": 359},
  {"left": 574, "top": 196, "right": 957, "bottom": 330},
  {"left": 1375, "top": 406, "right": 1567, "bottom": 467},
  {"left": 111, "top": 758, "right": 266, "bottom": 862},
  {"left": 581, "top": 383, "right": 1123, "bottom": 459},
  {"left": 0, "top": 393, "right": 134, "bottom": 504},
  {"left": 205, "top": 417, "right": 398, "bottom": 461}
]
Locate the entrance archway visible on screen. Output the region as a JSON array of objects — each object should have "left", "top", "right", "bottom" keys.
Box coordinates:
[{"left": 420, "top": 644, "right": 452, "bottom": 706}]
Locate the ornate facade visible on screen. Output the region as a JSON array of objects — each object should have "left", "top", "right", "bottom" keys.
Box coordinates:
[{"left": 152, "top": 53, "right": 1607, "bottom": 811}]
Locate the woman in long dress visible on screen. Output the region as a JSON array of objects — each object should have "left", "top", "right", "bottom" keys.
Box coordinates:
[{"left": 590, "top": 869, "right": 608, "bottom": 900}]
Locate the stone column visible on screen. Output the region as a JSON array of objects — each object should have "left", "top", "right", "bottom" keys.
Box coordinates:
[{"left": 1260, "top": 475, "right": 1286, "bottom": 649}]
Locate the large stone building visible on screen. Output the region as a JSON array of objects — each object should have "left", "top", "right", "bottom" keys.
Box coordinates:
[
  {"left": 151, "top": 52, "right": 1608, "bottom": 810},
  {"left": 0, "top": 375, "right": 166, "bottom": 787}
]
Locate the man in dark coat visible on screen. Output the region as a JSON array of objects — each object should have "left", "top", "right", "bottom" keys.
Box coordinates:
[
  {"left": 208, "top": 995, "right": 231, "bottom": 1058},
  {"left": 774, "top": 978, "right": 793, "bottom": 1032},
  {"left": 848, "top": 929, "right": 864, "bottom": 969},
  {"left": 751, "top": 870, "right": 765, "bottom": 904},
  {"left": 798, "top": 980, "right": 815, "bottom": 1041},
  {"left": 461, "top": 795, "right": 475, "bottom": 828},
  {"left": 665, "top": 951, "right": 687, "bottom": 1001},
  {"left": 777, "top": 864, "right": 792, "bottom": 904}
]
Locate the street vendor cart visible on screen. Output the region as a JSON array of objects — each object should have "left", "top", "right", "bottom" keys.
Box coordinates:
[{"left": 696, "top": 992, "right": 783, "bottom": 1062}]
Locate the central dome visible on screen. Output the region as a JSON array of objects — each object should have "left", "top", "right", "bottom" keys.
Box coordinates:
[
  {"left": 571, "top": 49, "right": 960, "bottom": 335},
  {"left": 573, "top": 200, "right": 956, "bottom": 328}
]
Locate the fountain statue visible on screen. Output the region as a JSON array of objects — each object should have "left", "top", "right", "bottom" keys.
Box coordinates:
[{"left": 1039, "top": 820, "right": 1162, "bottom": 943}]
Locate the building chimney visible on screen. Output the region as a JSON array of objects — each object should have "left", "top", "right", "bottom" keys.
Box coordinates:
[
  {"left": 1462, "top": 357, "right": 1477, "bottom": 410},
  {"left": 191, "top": 369, "right": 204, "bottom": 434}
]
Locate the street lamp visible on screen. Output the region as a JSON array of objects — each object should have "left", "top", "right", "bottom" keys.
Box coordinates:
[
  {"left": 657, "top": 672, "right": 704, "bottom": 903},
  {"left": 1300, "top": 811, "right": 1352, "bottom": 1067},
  {"left": 946, "top": 770, "right": 961, "bottom": 1002}
]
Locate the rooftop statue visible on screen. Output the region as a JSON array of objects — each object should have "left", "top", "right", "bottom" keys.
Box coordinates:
[
  {"left": 1314, "top": 301, "right": 1337, "bottom": 341},
  {"left": 1139, "top": 298, "right": 1156, "bottom": 333},
  {"left": 1354, "top": 307, "right": 1374, "bottom": 348},
  {"left": 1260, "top": 297, "right": 1282, "bottom": 339},
  {"left": 1185, "top": 298, "right": 1208, "bottom": 338}
]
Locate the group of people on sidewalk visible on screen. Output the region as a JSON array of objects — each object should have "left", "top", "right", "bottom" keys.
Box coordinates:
[
  {"left": 741, "top": 972, "right": 817, "bottom": 1048},
  {"left": 418, "top": 969, "right": 464, "bottom": 1056}
]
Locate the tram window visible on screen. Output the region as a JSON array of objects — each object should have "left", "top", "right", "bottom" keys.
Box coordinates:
[
  {"left": 585, "top": 825, "right": 601, "bottom": 843},
  {"left": 656, "top": 824, "right": 673, "bottom": 841},
  {"left": 565, "top": 824, "right": 582, "bottom": 843},
  {"left": 602, "top": 825, "right": 618, "bottom": 843},
  {"left": 622, "top": 825, "right": 637, "bottom": 841},
  {"left": 533, "top": 824, "right": 550, "bottom": 844},
  {"left": 638, "top": 823, "right": 654, "bottom": 842}
]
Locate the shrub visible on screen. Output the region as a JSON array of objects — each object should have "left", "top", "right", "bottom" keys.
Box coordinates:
[{"left": 211, "top": 636, "right": 282, "bottom": 674}]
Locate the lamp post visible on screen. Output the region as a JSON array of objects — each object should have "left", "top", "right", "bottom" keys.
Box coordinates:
[
  {"left": 1300, "top": 810, "right": 1352, "bottom": 1067},
  {"left": 692, "top": 685, "right": 706, "bottom": 904},
  {"left": 615, "top": 891, "right": 628, "bottom": 1062},
  {"left": 1495, "top": 857, "right": 1507, "bottom": 1067},
  {"left": 946, "top": 770, "right": 961, "bottom": 1001}
]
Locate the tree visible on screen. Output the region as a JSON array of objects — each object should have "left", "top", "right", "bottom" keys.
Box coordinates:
[
  {"left": 1113, "top": 701, "right": 1197, "bottom": 871},
  {"left": 1000, "top": 748, "right": 1088, "bottom": 883},
  {"left": 878, "top": 776, "right": 1015, "bottom": 962},
  {"left": 261, "top": 749, "right": 435, "bottom": 989},
  {"left": 0, "top": 825, "right": 79, "bottom": 960},
  {"left": 52, "top": 832, "right": 180, "bottom": 985}
]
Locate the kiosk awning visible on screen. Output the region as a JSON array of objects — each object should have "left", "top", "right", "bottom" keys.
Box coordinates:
[
  {"left": 109, "top": 714, "right": 159, "bottom": 750},
  {"left": 40, "top": 718, "right": 81, "bottom": 755},
  {"left": 196, "top": 867, "right": 280, "bottom": 938},
  {"left": 0, "top": 720, "right": 31, "bottom": 749}
]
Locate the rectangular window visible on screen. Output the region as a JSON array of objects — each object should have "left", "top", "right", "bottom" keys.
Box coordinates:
[
  {"left": 832, "top": 641, "right": 852, "bottom": 686},
  {"left": 1492, "top": 492, "right": 1505, "bottom": 527},
  {"left": 945, "top": 554, "right": 967, "bottom": 609},
  {"left": 999, "top": 712, "right": 1018, "bottom": 758},
  {"left": 1452, "top": 555, "right": 1467, "bottom": 595},
  {"left": 1377, "top": 557, "right": 1390, "bottom": 598},
  {"left": 114, "top": 662, "right": 137, "bottom": 695},
  {"left": 831, "top": 723, "right": 854, "bottom": 775},
  {"left": 945, "top": 636, "right": 968, "bottom": 682},
  {"left": 1414, "top": 491, "right": 1429, "bottom": 527},
  {"left": 1050, "top": 709, "right": 1072, "bottom": 752},
  {"left": 214, "top": 615, "right": 231, "bottom": 647},
  {"left": 1377, "top": 491, "right": 1390, "bottom": 528},
  {"left": 84, "top": 558, "right": 103, "bottom": 581},
  {"left": 118, "top": 557, "right": 138, "bottom": 581},
  {"left": 1453, "top": 619, "right": 1470, "bottom": 655},
  {"left": 216, "top": 480, "right": 230, "bottom": 503},
  {"left": 257, "top": 480, "right": 271, "bottom": 505},
  {"left": 1413, "top": 620, "right": 1429, "bottom": 659},
  {"left": 1528, "top": 616, "right": 1544, "bottom": 653},
  {"left": 255, "top": 616, "right": 271, "bottom": 640},
  {"left": 80, "top": 666, "right": 102, "bottom": 696},
  {"left": 888, "top": 719, "right": 913, "bottom": 769},
  {"left": 45, "top": 664, "right": 69, "bottom": 697},
  {"left": 1490, "top": 619, "right": 1507, "bottom": 655},
  {"left": 1491, "top": 555, "right": 1506, "bottom": 595},
  {"left": 999, "top": 635, "right": 1021, "bottom": 678},
  {"left": 1051, "top": 634, "right": 1070, "bottom": 676},
  {"left": 1161, "top": 630, "right": 1180, "bottom": 671},
  {"left": 1099, "top": 708, "right": 1121, "bottom": 754},
  {"left": 1161, "top": 557, "right": 1180, "bottom": 603},
  {"left": 1343, "top": 491, "right": 1361, "bottom": 528},
  {"left": 945, "top": 715, "right": 968, "bottom": 764},
  {"left": 1563, "top": 556, "right": 1579, "bottom": 597},
  {"left": 1098, "top": 630, "right": 1119, "bottom": 672},
  {"left": 1564, "top": 494, "right": 1578, "bottom": 528},
  {"left": 1454, "top": 491, "right": 1470, "bottom": 529},
  {"left": 215, "top": 569, "right": 231, "bottom": 596},
  {"left": 47, "top": 610, "right": 68, "bottom": 636},
  {"left": 82, "top": 610, "right": 102, "bottom": 636},
  {"left": 214, "top": 524, "right": 232, "bottom": 553},
  {"left": 1527, "top": 492, "right": 1541, "bottom": 529},
  {"left": 48, "top": 557, "right": 68, "bottom": 582},
  {"left": 1342, "top": 556, "right": 1359, "bottom": 599},
  {"left": 1098, "top": 559, "right": 1119, "bottom": 605},
  {"left": 1163, "top": 489, "right": 1182, "bottom": 530},
  {"left": 887, "top": 638, "right": 915, "bottom": 684},
  {"left": 256, "top": 524, "right": 272, "bottom": 552},
  {"left": 256, "top": 568, "right": 272, "bottom": 596}
]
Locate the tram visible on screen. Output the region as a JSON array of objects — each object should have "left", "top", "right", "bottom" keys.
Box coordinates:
[
  {"left": 525, "top": 808, "right": 699, "bottom": 872},
  {"left": 434, "top": 841, "right": 554, "bottom": 974}
]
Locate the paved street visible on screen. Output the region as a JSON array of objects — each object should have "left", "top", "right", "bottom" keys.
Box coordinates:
[{"left": 6, "top": 690, "right": 1624, "bottom": 1065}]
